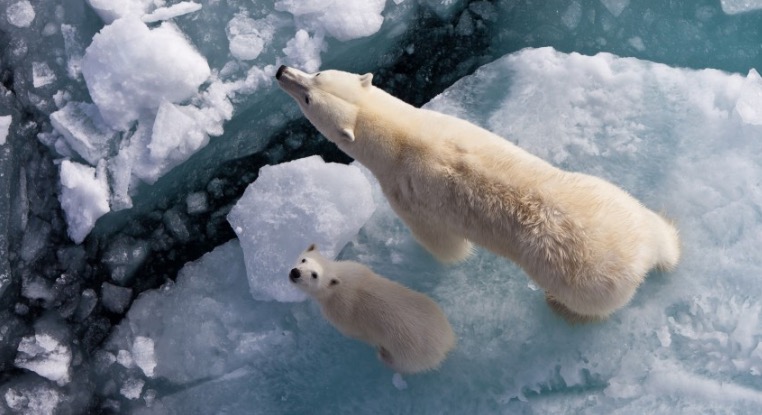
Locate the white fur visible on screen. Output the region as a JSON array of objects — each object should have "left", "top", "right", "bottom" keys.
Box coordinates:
[
  {"left": 277, "top": 67, "right": 681, "bottom": 322},
  {"left": 290, "top": 245, "right": 456, "bottom": 373}
]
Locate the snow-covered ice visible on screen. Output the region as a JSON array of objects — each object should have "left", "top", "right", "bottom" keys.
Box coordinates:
[{"left": 227, "top": 155, "right": 376, "bottom": 302}]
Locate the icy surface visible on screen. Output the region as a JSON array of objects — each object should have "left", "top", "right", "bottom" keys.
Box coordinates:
[{"left": 228, "top": 156, "right": 376, "bottom": 302}]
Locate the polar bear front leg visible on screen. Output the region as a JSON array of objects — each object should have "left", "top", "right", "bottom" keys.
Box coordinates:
[
  {"left": 386, "top": 195, "right": 473, "bottom": 263},
  {"left": 406, "top": 220, "right": 474, "bottom": 263}
]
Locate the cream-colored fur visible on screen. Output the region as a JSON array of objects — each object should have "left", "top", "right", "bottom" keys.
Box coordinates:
[
  {"left": 277, "top": 66, "right": 681, "bottom": 322},
  {"left": 289, "top": 244, "right": 456, "bottom": 373}
]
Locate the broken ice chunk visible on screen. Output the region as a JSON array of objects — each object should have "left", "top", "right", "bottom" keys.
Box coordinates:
[
  {"left": 32, "top": 62, "right": 55, "bottom": 88},
  {"left": 81, "top": 17, "right": 211, "bottom": 130},
  {"left": 101, "top": 282, "right": 132, "bottom": 314},
  {"left": 14, "top": 333, "right": 71, "bottom": 386},
  {"left": 49, "top": 101, "right": 117, "bottom": 165},
  {"left": 58, "top": 160, "right": 110, "bottom": 244},
  {"left": 6, "top": 1, "right": 35, "bottom": 28}
]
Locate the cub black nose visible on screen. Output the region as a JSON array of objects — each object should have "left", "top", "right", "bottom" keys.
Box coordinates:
[
  {"left": 276, "top": 65, "right": 287, "bottom": 80},
  {"left": 289, "top": 268, "right": 300, "bottom": 281}
]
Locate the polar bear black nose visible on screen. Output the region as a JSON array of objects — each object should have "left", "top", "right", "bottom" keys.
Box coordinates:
[
  {"left": 289, "top": 268, "right": 300, "bottom": 281},
  {"left": 276, "top": 65, "right": 287, "bottom": 80}
]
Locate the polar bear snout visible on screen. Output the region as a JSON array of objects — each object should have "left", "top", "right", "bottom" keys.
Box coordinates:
[
  {"left": 276, "top": 65, "right": 287, "bottom": 80},
  {"left": 289, "top": 268, "right": 301, "bottom": 282}
]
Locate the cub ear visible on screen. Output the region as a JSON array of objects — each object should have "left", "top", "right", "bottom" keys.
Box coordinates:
[
  {"left": 329, "top": 279, "right": 339, "bottom": 286},
  {"left": 360, "top": 73, "right": 373, "bottom": 88},
  {"left": 340, "top": 128, "right": 356, "bottom": 142},
  {"left": 307, "top": 243, "right": 317, "bottom": 252}
]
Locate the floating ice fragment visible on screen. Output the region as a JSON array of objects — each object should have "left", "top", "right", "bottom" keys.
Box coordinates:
[
  {"left": 101, "top": 282, "right": 132, "bottom": 314},
  {"left": 58, "top": 160, "right": 110, "bottom": 244},
  {"left": 142, "top": 2, "right": 202, "bottom": 23},
  {"left": 6, "top": 1, "right": 35, "bottom": 28},
  {"left": 120, "top": 377, "right": 145, "bottom": 400},
  {"left": 4, "top": 384, "right": 62, "bottom": 415},
  {"left": 282, "top": 29, "right": 325, "bottom": 73},
  {"left": 720, "top": 0, "right": 762, "bottom": 14},
  {"left": 31, "top": 62, "right": 55, "bottom": 89},
  {"left": 186, "top": 192, "right": 208, "bottom": 215},
  {"left": 82, "top": 17, "right": 211, "bottom": 130},
  {"left": 0, "top": 115, "right": 10, "bottom": 145},
  {"left": 561, "top": 1, "right": 583, "bottom": 30},
  {"left": 14, "top": 333, "right": 71, "bottom": 386},
  {"left": 600, "top": 0, "right": 630, "bottom": 17},
  {"left": 392, "top": 373, "right": 408, "bottom": 390},
  {"left": 227, "top": 156, "right": 376, "bottom": 302},
  {"left": 102, "top": 236, "right": 149, "bottom": 285},
  {"left": 275, "top": 0, "right": 386, "bottom": 42},
  {"left": 226, "top": 14, "right": 275, "bottom": 61}
]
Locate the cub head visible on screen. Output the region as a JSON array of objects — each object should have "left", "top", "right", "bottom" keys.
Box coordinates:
[
  {"left": 275, "top": 65, "right": 373, "bottom": 144},
  {"left": 289, "top": 243, "right": 339, "bottom": 297}
]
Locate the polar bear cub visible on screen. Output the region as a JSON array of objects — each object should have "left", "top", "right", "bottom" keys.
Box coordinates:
[
  {"left": 276, "top": 65, "right": 680, "bottom": 323},
  {"left": 290, "top": 244, "right": 456, "bottom": 374}
]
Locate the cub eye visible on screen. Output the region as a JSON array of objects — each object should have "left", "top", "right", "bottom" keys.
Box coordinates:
[
  {"left": 304, "top": 95, "right": 310, "bottom": 105},
  {"left": 311, "top": 272, "right": 318, "bottom": 279},
  {"left": 315, "top": 72, "right": 321, "bottom": 77},
  {"left": 301, "top": 259, "right": 306, "bottom": 263}
]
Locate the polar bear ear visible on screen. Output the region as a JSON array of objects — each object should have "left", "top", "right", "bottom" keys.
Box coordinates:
[
  {"left": 360, "top": 73, "right": 373, "bottom": 88},
  {"left": 340, "top": 128, "right": 356, "bottom": 142},
  {"left": 307, "top": 243, "right": 317, "bottom": 252}
]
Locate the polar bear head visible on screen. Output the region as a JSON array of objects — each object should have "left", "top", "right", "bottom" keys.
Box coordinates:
[
  {"left": 289, "top": 244, "right": 339, "bottom": 297},
  {"left": 276, "top": 65, "right": 373, "bottom": 144}
]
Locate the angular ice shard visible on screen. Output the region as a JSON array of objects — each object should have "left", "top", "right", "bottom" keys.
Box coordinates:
[
  {"left": 228, "top": 156, "right": 376, "bottom": 302},
  {"left": 58, "top": 160, "right": 110, "bottom": 244},
  {"left": 81, "top": 17, "right": 211, "bottom": 131},
  {"left": 14, "top": 333, "right": 71, "bottom": 386},
  {"left": 49, "top": 102, "right": 116, "bottom": 166},
  {"left": 142, "top": 2, "right": 202, "bottom": 23}
]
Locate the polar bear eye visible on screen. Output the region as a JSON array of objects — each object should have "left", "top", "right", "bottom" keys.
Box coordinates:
[
  {"left": 311, "top": 272, "right": 318, "bottom": 279},
  {"left": 304, "top": 95, "right": 310, "bottom": 105},
  {"left": 301, "top": 259, "right": 306, "bottom": 263}
]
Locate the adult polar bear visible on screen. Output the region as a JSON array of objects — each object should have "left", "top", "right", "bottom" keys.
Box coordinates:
[{"left": 275, "top": 65, "right": 680, "bottom": 322}]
